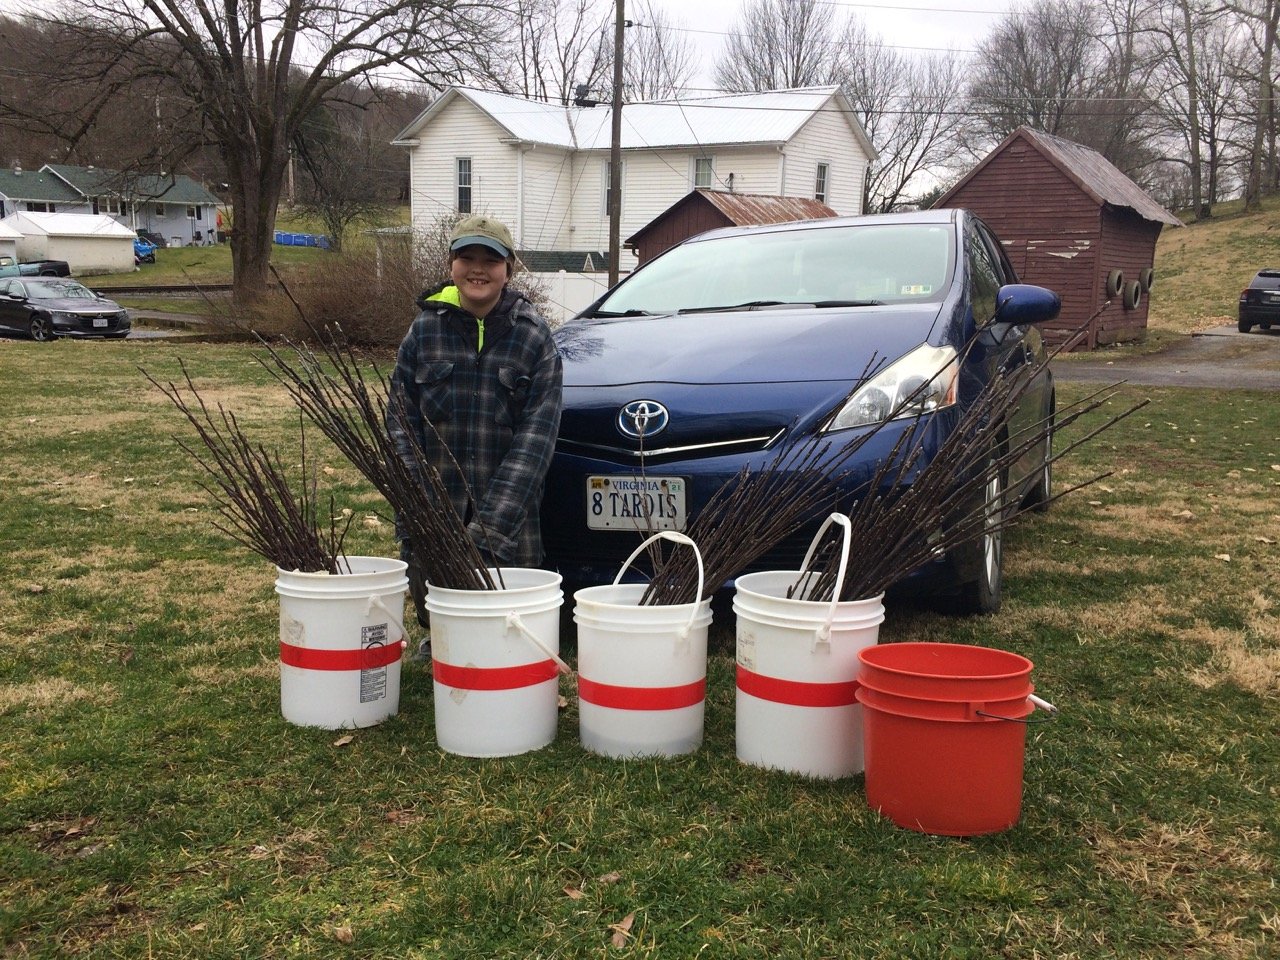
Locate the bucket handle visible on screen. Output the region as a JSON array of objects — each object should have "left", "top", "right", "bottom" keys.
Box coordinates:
[
  {"left": 976, "top": 694, "right": 1060, "bottom": 724},
  {"left": 506, "top": 612, "right": 574, "bottom": 677},
  {"left": 366, "top": 593, "right": 408, "bottom": 645},
  {"left": 613, "top": 531, "right": 705, "bottom": 641},
  {"left": 793, "top": 513, "right": 852, "bottom": 647}
]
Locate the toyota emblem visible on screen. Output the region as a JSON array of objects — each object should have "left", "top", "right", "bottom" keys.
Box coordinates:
[{"left": 617, "top": 399, "right": 669, "bottom": 439}]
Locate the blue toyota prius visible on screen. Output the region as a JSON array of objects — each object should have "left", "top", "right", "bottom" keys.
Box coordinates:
[{"left": 541, "top": 208, "right": 1060, "bottom": 613}]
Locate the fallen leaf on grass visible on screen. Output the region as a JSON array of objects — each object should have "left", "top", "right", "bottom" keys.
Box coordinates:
[
  {"left": 597, "top": 871, "right": 622, "bottom": 885},
  {"left": 1271, "top": 464, "right": 1280, "bottom": 472},
  {"left": 609, "top": 913, "right": 635, "bottom": 947},
  {"left": 362, "top": 515, "right": 382, "bottom": 528},
  {"left": 1256, "top": 536, "right": 1275, "bottom": 544},
  {"left": 332, "top": 735, "right": 354, "bottom": 747},
  {"left": 1172, "top": 510, "right": 1194, "bottom": 520},
  {"left": 1087, "top": 500, "right": 1103, "bottom": 507},
  {"left": 1214, "top": 554, "right": 1231, "bottom": 562},
  {"left": 26, "top": 583, "right": 45, "bottom": 594},
  {"left": 564, "top": 885, "right": 585, "bottom": 900},
  {"left": 332, "top": 925, "right": 354, "bottom": 944}
]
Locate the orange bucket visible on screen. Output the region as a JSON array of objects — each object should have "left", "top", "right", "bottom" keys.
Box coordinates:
[{"left": 856, "top": 642, "right": 1053, "bottom": 836}]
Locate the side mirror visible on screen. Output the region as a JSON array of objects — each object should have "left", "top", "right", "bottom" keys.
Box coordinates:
[{"left": 992, "top": 283, "right": 1060, "bottom": 326}]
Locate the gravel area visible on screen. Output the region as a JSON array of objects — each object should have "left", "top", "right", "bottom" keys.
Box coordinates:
[{"left": 1052, "top": 325, "right": 1280, "bottom": 391}]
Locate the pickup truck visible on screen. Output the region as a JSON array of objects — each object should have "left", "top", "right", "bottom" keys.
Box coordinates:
[{"left": 0, "top": 256, "right": 72, "bottom": 278}]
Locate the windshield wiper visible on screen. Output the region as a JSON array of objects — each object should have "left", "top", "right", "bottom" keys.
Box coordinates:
[
  {"left": 677, "top": 298, "right": 886, "bottom": 314},
  {"left": 677, "top": 300, "right": 792, "bottom": 314},
  {"left": 583, "top": 308, "right": 654, "bottom": 318}
]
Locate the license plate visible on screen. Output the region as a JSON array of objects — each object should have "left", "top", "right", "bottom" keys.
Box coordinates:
[
  {"left": 92, "top": 317, "right": 108, "bottom": 328},
  {"left": 586, "top": 475, "right": 687, "bottom": 531},
  {"left": 1267, "top": 292, "right": 1280, "bottom": 303}
]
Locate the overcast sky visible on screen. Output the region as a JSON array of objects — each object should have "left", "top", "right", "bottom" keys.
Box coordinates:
[{"left": 654, "top": 0, "right": 1017, "bottom": 90}]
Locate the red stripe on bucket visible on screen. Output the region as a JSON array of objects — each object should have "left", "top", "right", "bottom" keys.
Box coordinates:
[
  {"left": 280, "top": 640, "right": 404, "bottom": 671},
  {"left": 736, "top": 664, "right": 859, "bottom": 707},
  {"left": 433, "top": 658, "right": 558, "bottom": 691},
  {"left": 578, "top": 676, "right": 705, "bottom": 711}
]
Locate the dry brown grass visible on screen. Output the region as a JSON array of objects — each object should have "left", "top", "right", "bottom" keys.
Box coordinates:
[{"left": 1090, "top": 820, "right": 1275, "bottom": 958}]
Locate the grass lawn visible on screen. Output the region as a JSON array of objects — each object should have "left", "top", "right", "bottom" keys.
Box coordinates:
[{"left": 1, "top": 341, "right": 1277, "bottom": 958}]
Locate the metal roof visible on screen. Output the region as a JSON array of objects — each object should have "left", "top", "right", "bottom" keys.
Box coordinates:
[
  {"left": 4, "top": 211, "right": 137, "bottom": 237},
  {"left": 942, "top": 127, "right": 1183, "bottom": 227},
  {"left": 697, "top": 190, "right": 838, "bottom": 225},
  {"left": 395, "top": 86, "right": 876, "bottom": 159},
  {"left": 43, "top": 164, "right": 221, "bottom": 205},
  {"left": 0, "top": 168, "right": 81, "bottom": 203}
]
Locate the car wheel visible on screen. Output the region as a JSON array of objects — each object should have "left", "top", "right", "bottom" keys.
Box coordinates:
[
  {"left": 1239, "top": 316, "right": 1253, "bottom": 333},
  {"left": 29, "top": 314, "right": 54, "bottom": 342},
  {"left": 1262, "top": 321, "right": 1273, "bottom": 331},
  {"left": 950, "top": 457, "right": 1005, "bottom": 615}
]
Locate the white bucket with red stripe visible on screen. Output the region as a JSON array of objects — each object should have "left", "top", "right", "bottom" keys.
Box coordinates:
[
  {"left": 733, "top": 515, "right": 885, "bottom": 779},
  {"left": 426, "top": 567, "right": 566, "bottom": 757},
  {"left": 276, "top": 556, "right": 410, "bottom": 730},
  {"left": 574, "top": 532, "right": 713, "bottom": 758}
]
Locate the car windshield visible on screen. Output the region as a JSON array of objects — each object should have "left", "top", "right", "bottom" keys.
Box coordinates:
[
  {"left": 593, "top": 222, "right": 955, "bottom": 316},
  {"left": 27, "top": 280, "right": 94, "bottom": 299}
]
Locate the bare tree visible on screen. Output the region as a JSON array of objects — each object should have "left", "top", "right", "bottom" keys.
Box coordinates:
[
  {"left": 1228, "top": 0, "right": 1280, "bottom": 208},
  {"left": 492, "top": 0, "right": 612, "bottom": 104},
  {"left": 622, "top": 2, "right": 696, "bottom": 100},
  {"left": 2, "top": 0, "right": 501, "bottom": 304},
  {"left": 1148, "top": 0, "right": 1247, "bottom": 217},
  {"left": 839, "top": 17, "right": 966, "bottom": 211},
  {"left": 292, "top": 111, "right": 388, "bottom": 254},
  {"left": 713, "top": 0, "right": 844, "bottom": 91},
  {"left": 962, "top": 0, "right": 1160, "bottom": 177}
]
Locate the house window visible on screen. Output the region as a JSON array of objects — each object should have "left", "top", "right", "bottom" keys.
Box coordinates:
[
  {"left": 456, "top": 157, "right": 472, "bottom": 213},
  {"left": 187, "top": 206, "right": 201, "bottom": 221},
  {"left": 815, "top": 163, "right": 830, "bottom": 203},
  {"left": 94, "top": 197, "right": 122, "bottom": 215},
  {"left": 25, "top": 202, "right": 54, "bottom": 213},
  {"left": 601, "top": 160, "right": 625, "bottom": 218},
  {"left": 693, "top": 157, "right": 715, "bottom": 189},
  {"left": 155, "top": 204, "right": 165, "bottom": 217}
]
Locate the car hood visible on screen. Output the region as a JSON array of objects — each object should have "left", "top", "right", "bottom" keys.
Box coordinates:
[
  {"left": 39, "top": 296, "right": 124, "bottom": 311},
  {"left": 557, "top": 304, "right": 941, "bottom": 386},
  {"left": 554, "top": 303, "right": 945, "bottom": 456}
]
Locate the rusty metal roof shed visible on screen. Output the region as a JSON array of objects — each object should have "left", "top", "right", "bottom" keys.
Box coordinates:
[{"left": 625, "top": 190, "right": 839, "bottom": 265}]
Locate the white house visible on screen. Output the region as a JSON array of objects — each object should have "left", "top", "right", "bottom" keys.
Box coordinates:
[
  {"left": 0, "top": 164, "right": 222, "bottom": 248},
  {"left": 392, "top": 85, "right": 877, "bottom": 319},
  {"left": 1, "top": 211, "right": 137, "bottom": 274}
]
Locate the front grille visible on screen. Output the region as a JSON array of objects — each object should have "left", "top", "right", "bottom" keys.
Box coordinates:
[{"left": 557, "top": 429, "right": 783, "bottom": 466}]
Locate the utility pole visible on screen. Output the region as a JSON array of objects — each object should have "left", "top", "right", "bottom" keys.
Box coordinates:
[{"left": 607, "top": 0, "right": 625, "bottom": 288}]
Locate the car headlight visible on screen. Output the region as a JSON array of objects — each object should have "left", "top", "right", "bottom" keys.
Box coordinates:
[
  {"left": 823, "top": 343, "right": 958, "bottom": 432},
  {"left": 51, "top": 311, "right": 77, "bottom": 323}
]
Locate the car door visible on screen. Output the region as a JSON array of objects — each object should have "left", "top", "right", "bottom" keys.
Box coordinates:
[
  {"left": 968, "top": 220, "right": 1048, "bottom": 490},
  {"left": 0, "top": 279, "right": 26, "bottom": 333}
]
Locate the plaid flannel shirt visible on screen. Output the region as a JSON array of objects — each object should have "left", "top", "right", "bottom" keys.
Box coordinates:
[{"left": 387, "top": 286, "right": 563, "bottom": 566}]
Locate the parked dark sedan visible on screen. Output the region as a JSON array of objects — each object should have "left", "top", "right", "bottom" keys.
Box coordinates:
[
  {"left": 1238, "top": 269, "right": 1280, "bottom": 332},
  {"left": 0, "top": 277, "right": 130, "bottom": 341},
  {"left": 542, "top": 208, "right": 1059, "bottom": 613}
]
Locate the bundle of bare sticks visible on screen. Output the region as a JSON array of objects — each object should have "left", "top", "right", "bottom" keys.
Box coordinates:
[
  {"left": 794, "top": 331, "right": 1149, "bottom": 603},
  {"left": 145, "top": 360, "right": 352, "bottom": 573},
  {"left": 253, "top": 330, "right": 501, "bottom": 592}
]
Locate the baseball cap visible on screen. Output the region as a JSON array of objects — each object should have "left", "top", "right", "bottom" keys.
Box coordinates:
[{"left": 449, "top": 215, "right": 514, "bottom": 258}]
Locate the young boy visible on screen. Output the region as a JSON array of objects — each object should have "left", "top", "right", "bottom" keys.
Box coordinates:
[{"left": 388, "top": 215, "right": 563, "bottom": 625}]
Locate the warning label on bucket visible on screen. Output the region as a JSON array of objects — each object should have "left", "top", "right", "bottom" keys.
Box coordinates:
[{"left": 360, "top": 623, "right": 389, "bottom": 703}]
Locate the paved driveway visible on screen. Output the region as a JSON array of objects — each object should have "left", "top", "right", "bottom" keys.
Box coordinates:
[{"left": 1052, "top": 325, "right": 1280, "bottom": 391}]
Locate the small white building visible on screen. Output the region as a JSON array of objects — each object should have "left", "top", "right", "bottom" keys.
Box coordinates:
[
  {"left": 393, "top": 85, "right": 878, "bottom": 320},
  {"left": 2, "top": 211, "right": 137, "bottom": 274},
  {"left": 0, "top": 218, "right": 21, "bottom": 260}
]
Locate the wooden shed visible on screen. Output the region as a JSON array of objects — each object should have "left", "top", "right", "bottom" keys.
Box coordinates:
[
  {"left": 626, "top": 190, "right": 837, "bottom": 266},
  {"left": 936, "top": 127, "right": 1183, "bottom": 349}
]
